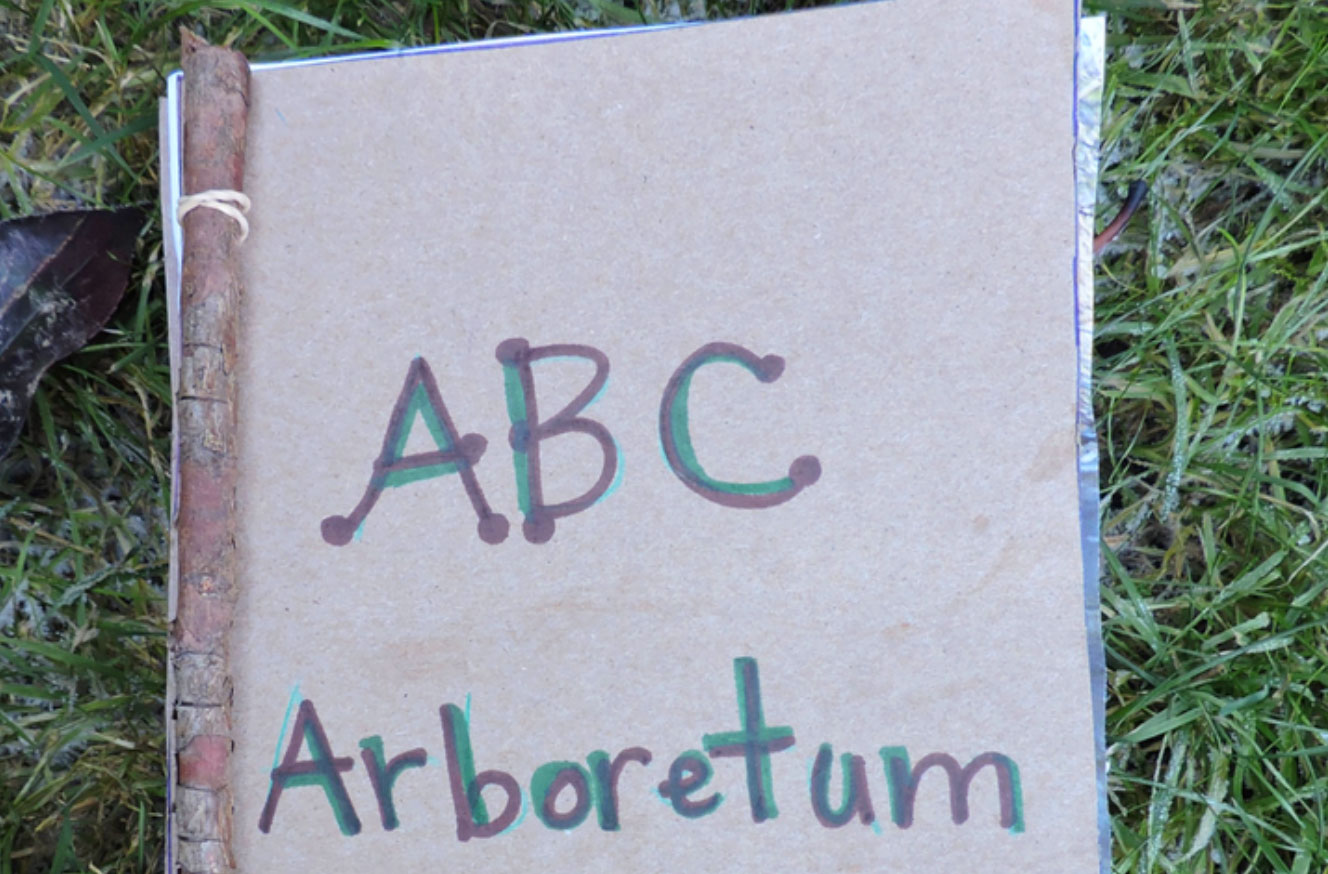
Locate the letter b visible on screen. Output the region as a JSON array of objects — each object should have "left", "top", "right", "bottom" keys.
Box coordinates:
[{"left": 496, "top": 338, "right": 618, "bottom": 543}]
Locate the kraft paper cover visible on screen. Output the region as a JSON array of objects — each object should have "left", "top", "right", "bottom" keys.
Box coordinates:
[{"left": 218, "top": 3, "right": 1100, "bottom": 871}]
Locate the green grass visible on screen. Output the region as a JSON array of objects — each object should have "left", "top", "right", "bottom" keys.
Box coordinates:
[
  {"left": 1, "top": 0, "right": 1326, "bottom": 872},
  {"left": 1093, "top": 3, "right": 1328, "bottom": 871}
]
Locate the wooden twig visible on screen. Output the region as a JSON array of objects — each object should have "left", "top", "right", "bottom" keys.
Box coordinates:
[{"left": 173, "top": 29, "right": 249, "bottom": 874}]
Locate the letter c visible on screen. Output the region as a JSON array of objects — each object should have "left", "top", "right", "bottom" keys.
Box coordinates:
[{"left": 658, "top": 342, "right": 820, "bottom": 509}]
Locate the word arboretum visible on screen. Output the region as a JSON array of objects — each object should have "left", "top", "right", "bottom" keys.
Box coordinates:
[{"left": 257, "top": 659, "right": 1025, "bottom": 839}]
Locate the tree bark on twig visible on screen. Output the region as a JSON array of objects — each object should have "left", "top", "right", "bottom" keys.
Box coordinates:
[{"left": 172, "top": 29, "right": 249, "bottom": 874}]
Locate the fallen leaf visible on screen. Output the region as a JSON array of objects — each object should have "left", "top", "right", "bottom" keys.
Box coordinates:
[{"left": 0, "top": 207, "right": 145, "bottom": 459}]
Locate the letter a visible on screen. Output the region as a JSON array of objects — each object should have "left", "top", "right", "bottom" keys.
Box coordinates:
[
  {"left": 496, "top": 338, "right": 618, "bottom": 543},
  {"left": 322, "top": 357, "right": 508, "bottom": 545},
  {"left": 258, "top": 699, "right": 361, "bottom": 836}
]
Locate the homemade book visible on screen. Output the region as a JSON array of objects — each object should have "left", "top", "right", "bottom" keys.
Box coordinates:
[{"left": 160, "top": 4, "right": 1109, "bottom": 872}]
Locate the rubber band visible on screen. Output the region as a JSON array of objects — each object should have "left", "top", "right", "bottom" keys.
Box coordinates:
[{"left": 177, "top": 189, "right": 252, "bottom": 243}]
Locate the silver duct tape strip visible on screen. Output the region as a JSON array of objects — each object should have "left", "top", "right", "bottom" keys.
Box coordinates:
[
  {"left": 1074, "top": 14, "right": 1109, "bottom": 873},
  {"left": 160, "top": 80, "right": 182, "bottom": 874}
]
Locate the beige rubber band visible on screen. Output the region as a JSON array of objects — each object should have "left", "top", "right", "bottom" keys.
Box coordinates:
[{"left": 177, "top": 189, "right": 252, "bottom": 243}]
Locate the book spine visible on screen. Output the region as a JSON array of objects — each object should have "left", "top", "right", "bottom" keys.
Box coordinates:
[{"left": 171, "top": 30, "right": 250, "bottom": 874}]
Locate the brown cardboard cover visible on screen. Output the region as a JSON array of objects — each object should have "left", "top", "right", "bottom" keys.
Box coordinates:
[{"left": 221, "top": 3, "right": 1099, "bottom": 871}]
